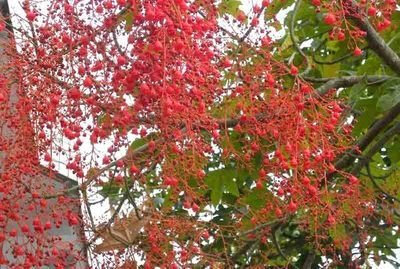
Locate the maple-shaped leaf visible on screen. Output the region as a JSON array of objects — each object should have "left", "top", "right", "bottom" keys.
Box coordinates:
[{"left": 94, "top": 211, "right": 149, "bottom": 253}]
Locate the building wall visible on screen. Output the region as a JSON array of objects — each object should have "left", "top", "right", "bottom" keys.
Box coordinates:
[{"left": 2, "top": 173, "right": 88, "bottom": 268}]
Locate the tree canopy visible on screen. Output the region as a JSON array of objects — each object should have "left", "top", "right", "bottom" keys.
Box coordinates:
[{"left": 0, "top": 0, "right": 400, "bottom": 268}]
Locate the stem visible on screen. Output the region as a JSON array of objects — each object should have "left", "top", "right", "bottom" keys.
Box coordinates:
[
  {"left": 335, "top": 102, "right": 400, "bottom": 171},
  {"left": 347, "top": 0, "right": 400, "bottom": 75},
  {"left": 316, "top": 75, "right": 390, "bottom": 95},
  {"left": 351, "top": 121, "right": 400, "bottom": 175},
  {"left": 239, "top": 7, "right": 266, "bottom": 43}
]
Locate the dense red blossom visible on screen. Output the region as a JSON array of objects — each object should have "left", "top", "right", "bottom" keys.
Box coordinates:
[{"left": 0, "top": 0, "right": 395, "bottom": 267}]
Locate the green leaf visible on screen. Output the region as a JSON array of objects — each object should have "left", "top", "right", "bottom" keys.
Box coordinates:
[
  {"left": 325, "top": 40, "right": 340, "bottom": 52},
  {"left": 218, "top": 0, "right": 241, "bottom": 17},
  {"left": 320, "top": 62, "right": 340, "bottom": 78},
  {"left": 99, "top": 182, "right": 121, "bottom": 202},
  {"left": 357, "top": 55, "right": 382, "bottom": 75},
  {"left": 379, "top": 78, "right": 400, "bottom": 90},
  {"left": 243, "top": 188, "right": 268, "bottom": 210},
  {"left": 294, "top": 1, "right": 314, "bottom": 21},
  {"left": 376, "top": 89, "right": 400, "bottom": 112},
  {"left": 130, "top": 137, "right": 148, "bottom": 150},
  {"left": 161, "top": 190, "right": 174, "bottom": 209},
  {"left": 210, "top": 181, "right": 223, "bottom": 206},
  {"left": 205, "top": 167, "right": 240, "bottom": 205},
  {"left": 124, "top": 10, "right": 134, "bottom": 31},
  {"left": 220, "top": 131, "right": 243, "bottom": 151},
  {"left": 130, "top": 133, "right": 157, "bottom": 151},
  {"left": 349, "top": 79, "right": 368, "bottom": 101},
  {"left": 280, "top": 34, "right": 293, "bottom": 51},
  {"left": 352, "top": 97, "right": 379, "bottom": 136},
  {"left": 387, "top": 137, "right": 400, "bottom": 164},
  {"left": 368, "top": 154, "right": 393, "bottom": 177},
  {"left": 328, "top": 223, "right": 346, "bottom": 241},
  {"left": 224, "top": 178, "right": 239, "bottom": 196}
]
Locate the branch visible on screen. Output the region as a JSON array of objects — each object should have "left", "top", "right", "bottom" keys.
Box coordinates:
[
  {"left": 348, "top": 0, "right": 400, "bottom": 75},
  {"left": 239, "top": 240, "right": 260, "bottom": 269},
  {"left": 198, "top": 10, "right": 240, "bottom": 41},
  {"left": 271, "top": 225, "right": 300, "bottom": 269},
  {"left": 112, "top": 28, "right": 125, "bottom": 56},
  {"left": 316, "top": 75, "right": 390, "bottom": 95},
  {"left": 351, "top": 121, "right": 400, "bottom": 175},
  {"left": 313, "top": 47, "right": 368, "bottom": 66},
  {"left": 44, "top": 73, "right": 391, "bottom": 199},
  {"left": 124, "top": 172, "right": 142, "bottom": 220},
  {"left": 231, "top": 239, "right": 258, "bottom": 263},
  {"left": 44, "top": 72, "right": 389, "bottom": 199},
  {"left": 87, "top": 193, "right": 129, "bottom": 247},
  {"left": 223, "top": 217, "right": 286, "bottom": 240},
  {"left": 43, "top": 184, "right": 80, "bottom": 199},
  {"left": 335, "top": 102, "right": 400, "bottom": 170},
  {"left": 239, "top": 7, "right": 266, "bottom": 43},
  {"left": 302, "top": 252, "right": 316, "bottom": 269},
  {"left": 239, "top": 218, "right": 288, "bottom": 236},
  {"left": 272, "top": 226, "right": 288, "bottom": 261},
  {"left": 27, "top": 18, "right": 38, "bottom": 53},
  {"left": 82, "top": 187, "right": 96, "bottom": 229},
  {"left": 57, "top": 4, "right": 132, "bottom": 57},
  {"left": 44, "top": 139, "right": 152, "bottom": 199}
]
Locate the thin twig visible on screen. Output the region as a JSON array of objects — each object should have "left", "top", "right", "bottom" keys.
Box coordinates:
[{"left": 239, "top": 7, "right": 266, "bottom": 43}]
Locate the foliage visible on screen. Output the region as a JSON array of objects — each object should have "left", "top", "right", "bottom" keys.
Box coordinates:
[{"left": 0, "top": 0, "right": 399, "bottom": 268}]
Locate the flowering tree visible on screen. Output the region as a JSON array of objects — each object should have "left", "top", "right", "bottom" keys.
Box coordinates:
[{"left": 0, "top": 0, "right": 400, "bottom": 267}]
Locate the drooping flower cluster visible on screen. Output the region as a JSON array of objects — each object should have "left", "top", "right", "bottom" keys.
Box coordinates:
[{"left": 0, "top": 0, "right": 389, "bottom": 267}]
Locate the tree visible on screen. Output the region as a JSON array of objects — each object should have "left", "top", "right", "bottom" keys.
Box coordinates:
[{"left": 0, "top": 0, "right": 399, "bottom": 267}]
